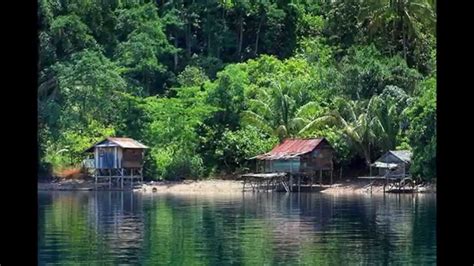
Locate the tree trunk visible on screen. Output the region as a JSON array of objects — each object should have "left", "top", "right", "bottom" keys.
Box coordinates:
[
  {"left": 363, "top": 144, "right": 371, "bottom": 169},
  {"left": 173, "top": 33, "right": 178, "bottom": 71},
  {"left": 254, "top": 16, "right": 264, "bottom": 57},
  {"left": 207, "top": 10, "right": 212, "bottom": 57},
  {"left": 392, "top": 19, "right": 396, "bottom": 56},
  {"left": 402, "top": 24, "right": 408, "bottom": 61},
  {"left": 218, "top": 8, "right": 225, "bottom": 59},
  {"left": 208, "top": 27, "right": 212, "bottom": 57},
  {"left": 185, "top": 23, "right": 191, "bottom": 58},
  {"left": 237, "top": 14, "right": 243, "bottom": 60},
  {"left": 400, "top": 10, "right": 408, "bottom": 61}
]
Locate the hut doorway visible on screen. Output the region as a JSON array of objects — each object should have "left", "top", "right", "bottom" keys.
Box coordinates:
[{"left": 99, "top": 148, "right": 115, "bottom": 169}]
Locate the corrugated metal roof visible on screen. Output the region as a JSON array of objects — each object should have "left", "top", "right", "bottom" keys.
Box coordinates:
[
  {"left": 374, "top": 150, "right": 412, "bottom": 164},
  {"left": 84, "top": 137, "right": 148, "bottom": 152},
  {"left": 389, "top": 150, "right": 412, "bottom": 163},
  {"left": 107, "top": 137, "right": 149, "bottom": 149},
  {"left": 252, "top": 138, "right": 326, "bottom": 160}
]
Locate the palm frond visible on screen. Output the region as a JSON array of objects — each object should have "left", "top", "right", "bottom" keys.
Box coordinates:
[
  {"left": 275, "top": 124, "right": 288, "bottom": 139},
  {"left": 248, "top": 98, "right": 272, "bottom": 117},
  {"left": 298, "top": 115, "right": 337, "bottom": 135},
  {"left": 290, "top": 117, "right": 308, "bottom": 132},
  {"left": 295, "top": 101, "right": 320, "bottom": 118},
  {"left": 241, "top": 110, "right": 273, "bottom": 134}
]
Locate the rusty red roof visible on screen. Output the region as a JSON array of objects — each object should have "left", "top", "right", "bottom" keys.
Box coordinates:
[
  {"left": 252, "top": 138, "right": 327, "bottom": 160},
  {"left": 84, "top": 137, "right": 148, "bottom": 152}
]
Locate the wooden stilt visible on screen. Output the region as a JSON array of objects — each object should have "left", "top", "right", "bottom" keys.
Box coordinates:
[
  {"left": 109, "top": 169, "right": 112, "bottom": 189},
  {"left": 319, "top": 170, "right": 322, "bottom": 186},
  {"left": 121, "top": 190, "right": 124, "bottom": 212},
  {"left": 289, "top": 159, "right": 293, "bottom": 192},
  {"left": 298, "top": 175, "right": 301, "bottom": 192},
  {"left": 310, "top": 175, "right": 313, "bottom": 192},
  {"left": 330, "top": 170, "right": 333, "bottom": 186},
  {"left": 131, "top": 168, "right": 134, "bottom": 188},
  {"left": 121, "top": 168, "right": 124, "bottom": 189},
  {"left": 289, "top": 174, "right": 293, "bottom": 192}
]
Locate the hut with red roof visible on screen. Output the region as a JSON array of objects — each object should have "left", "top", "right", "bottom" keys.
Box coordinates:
[{"left": 250, "top": 138, "right": 335, "bottom": 187}]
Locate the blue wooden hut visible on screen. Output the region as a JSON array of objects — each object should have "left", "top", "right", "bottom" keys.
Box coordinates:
[{"left": 84, "top": 137, "right": 148, "bottom": 188}]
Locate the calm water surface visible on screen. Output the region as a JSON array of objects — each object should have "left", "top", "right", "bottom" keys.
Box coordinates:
[{"left": 38, "top": 191, "right": 436, "bottom": 265}]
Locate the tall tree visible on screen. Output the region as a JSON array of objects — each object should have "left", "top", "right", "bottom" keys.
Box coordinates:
[
  {"left": 406, "top": 76, "right": 436, "bottom": 179},
  {"left": 359, "top": 0, "right": 436, "bottom": 69}
]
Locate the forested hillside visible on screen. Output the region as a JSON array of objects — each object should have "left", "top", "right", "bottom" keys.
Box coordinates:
[{"left": 38, "top": 0, "right": 436, "bottom": 180}]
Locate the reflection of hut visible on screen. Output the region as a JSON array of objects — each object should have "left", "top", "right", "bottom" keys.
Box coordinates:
[
  {"left": 84, "top": 137, "right": 148, "bottom": 188},
  {"left": 372, "top": 150, "right": 412, "bottom": 178}
]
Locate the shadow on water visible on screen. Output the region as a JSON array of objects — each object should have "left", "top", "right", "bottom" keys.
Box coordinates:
[{"left": 38, "top": 191, "right": 436, "bottom": 265}]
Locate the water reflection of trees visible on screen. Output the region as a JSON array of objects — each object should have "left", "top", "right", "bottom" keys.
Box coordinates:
[
  {"left": 296, "top": 193, "right": 436, "bottom": 265},
  {"left": 39, "top": 192, "right": 436, "bottom": 265},
  {"left": 39, "top": 192, "right": 110, "bottom": 264},
  {"left": 39, "top": 191, "right": 145, "bottom": 264}
]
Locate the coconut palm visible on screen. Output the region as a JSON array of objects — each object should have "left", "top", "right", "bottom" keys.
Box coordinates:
[
  {"left": 359, "top": 0, "right": 436, "bottom": 59},
  {"left": 372, "top": 86, "right": 412, "bottom": 150},
  {"left": 242, "top": 80, "right": 326, "bottom": 140},
  {"left": 300, "top": 97, "right": 383, "bottom": 167}
]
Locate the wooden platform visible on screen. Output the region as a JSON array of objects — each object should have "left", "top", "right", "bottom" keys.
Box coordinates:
[
  {"left": 385, "top": 188, "right": 416, "bottom": 193},
  {"left": 92, "top": 167, "right": 143, "bottom": 189},
  {"left": 240, "top": 172, "right": 331, "bottom": 193},
  {"left": 358, "top": 176, "right": 403, "bottom": 180},
  {"left": 240, "top": 172, "right": 287, "bottom": 179}
]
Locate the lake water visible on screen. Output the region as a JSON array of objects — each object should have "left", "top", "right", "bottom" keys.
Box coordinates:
[{"left": 38, "top": 191, "right": 436, "bottom": 265}]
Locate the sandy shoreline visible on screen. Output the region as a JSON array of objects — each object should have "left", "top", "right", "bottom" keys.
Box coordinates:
[
  {"left": 140, "top": 180, "right": 246, "bottom": 194},
  {"left": 38, "top": 178, "right": 435, "bottom": 195}
]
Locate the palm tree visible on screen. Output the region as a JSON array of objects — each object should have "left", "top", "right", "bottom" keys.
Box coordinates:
[
  {"left": 373, "top": 85, "right": 412, "bottom": 150},
  {"left": 242, "top": 80, "right": 326, "bottom": 140},
  {"left": 359, "top": 0, "right": 436, "bottom": 60},
  {"left": 300, "top": 97, "right": 383, "bottom": 167}
]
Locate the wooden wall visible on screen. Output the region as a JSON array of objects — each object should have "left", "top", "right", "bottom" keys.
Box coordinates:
[
  {"left": 93, "top": 147, "right": 145, "bottom": 169},
  {"left": 376, "top": 152, "right": 410, "bottom": 176},
  {"left": 377, "top": 163, "right": 407, "bottom": 176},
  {"left": 256, "top": 150, "right": 334, "bottom": 174},
  {"left": 300, "top": 146, "right": 334, "bottom": 172},
  {"left": 122, "top": 148, "right": 144, "bottom": 168},
  {"left": 256, "top": 160, "right": 300, "bottom": 173},
  {"left": 255, "top": 140, "right": 335, "bottom": 174},
  {"left": 95, "top": 147, "right": 117, "bottom": 169}
]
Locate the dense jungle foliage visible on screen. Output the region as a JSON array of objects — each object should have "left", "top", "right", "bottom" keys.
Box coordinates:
[{"left": 38, "top": 0, "right": 436, "bottom": 180}]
